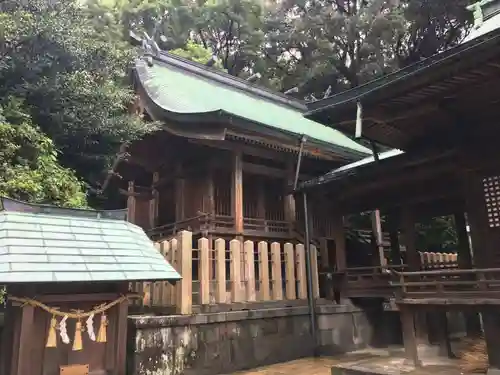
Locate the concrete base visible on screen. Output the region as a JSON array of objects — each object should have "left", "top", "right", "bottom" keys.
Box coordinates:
[{"left": 487, "top": 368, "right": 500, "bottom": 375}]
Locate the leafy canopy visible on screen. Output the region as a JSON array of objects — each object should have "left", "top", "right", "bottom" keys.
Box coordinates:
[
  {"left": 0, "top": 99, "right": 86, "bottom": 208},
  {"left": 0, "top": 0, "right": 154, "bottom": 203}
]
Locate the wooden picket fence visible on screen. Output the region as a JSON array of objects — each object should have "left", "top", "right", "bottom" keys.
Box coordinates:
[
  {"left": 419, "top": 251, "right": 458, "bottom": 270},
  {"left": 131, "top": 230, "right": 320, "bottom": 314}
]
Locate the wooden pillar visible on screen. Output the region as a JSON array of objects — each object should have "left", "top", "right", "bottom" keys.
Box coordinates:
[
  {"left": 232, "top": 152, "right": 244, "bottom": 235},
  {"left": 127, "top": 181, "right": 136, "bottom": 224},
  {"left": 332, "top": 212, "right": 346, "bottom": 300},
  {"left": 401, "top": 207, "right": 430, "bottom": 346},
  {"left": 401, "top": 207, "right": 420, "bottom": 271},
  {"left": 284, "top": 159, "right": 297, "bottom": 234},
  {"left": 175, "top": 163, "right": 185, "bottom": 222},
  {"left": 434, "top": 311, "right": 452, "bottom": 358},
  {"left": 454, "top": 211, "right": 482, "bottom": 337},
  {"left": 400, "top": 305, "right": 421, "bottom": 367},
  {"left": 332, "top": 213, "right": 346, "bottom": 271},
  {"left": 115, "top": 300, "right": 129, "bottom": 375},
  {"left": 482, "top": 309, "right": 500, "bottom": 374},
  {"left": 455, "top": 211, "right": 473, "bottom": 269},
  {"left": 371, "top": 209, "right": 386, "bottom": 267},
  {"left": 388, "top": 211, "right": 402, "bottom": 265},
  {"left": 13, "top": 304, "right": 35, "bottom": 375},
  {"left": 149, "top": 172, "right": 159, "bottom": 229},
  {"left": 256, "top": 182, "right": 265, "bottom": 219}
]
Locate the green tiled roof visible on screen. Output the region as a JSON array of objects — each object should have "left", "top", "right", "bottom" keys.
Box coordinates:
[
  {"left": 135, "top": 54, "right": 370, "bottom": 158},
  {"left": 0, "top": 210, "right": 181, "bottom": 284}
]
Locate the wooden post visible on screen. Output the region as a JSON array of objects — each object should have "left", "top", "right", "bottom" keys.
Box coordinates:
[
  {"left": 169, "top": 238, "right": 178, "bottom": 306},
  {"left": 232, "top": 152, "right": 244, "bottom": 234},
  {"left": 258, "top": 241, "right": 270, "bottom": 301},
  {"left": 435, "top": 311, "right": 452, "bottom": 358},
  {"left": 149, "top": 172, "right": 159, "bottom": 229},
  {"left": 199, "top": 237, "right": 210, "bottom": 305},
  {"left": 332, "top": 213, "right": 346, "bottom": 271},
  {"left": 296, "top": 243, "right": 307, "bottom": 299},
  {"left": 400, "top": 305, "right": 421, "bottom": 367},
  {"left": 13, "top": 304, "right": 34, "bottom": 375},
  {"left": 388, "top": 211, "right": 402, "bottom": 265},
  {"left": 271, "top": 242, "right": 283, "bottom": 300},
  {"left": 454, "top": 211, "right": 473, "bottom": 269},
  {"left": 158, "top": 241, "right": 171, "bottom": 306},
  {"left": 284, "top": 242, "right": 297, "bottom": 299},
  {"left": 230, "top": 239, "right": 243, "bottom": 302},
  {"left": 127, "top": 181, "right": 136, "bottom": 224},
  {"left": 284, "top": 159, "right": 296, "bottom": 234},
  {"left": 401, "top": 207, "right": 420, "bottom": 271},
  {"left": 310, "top": 244, "right": 320, "bottom": 299},
  {"left": 176, "top": 231, "right": 192, "bottom": 314},
  {"left": 454, "top": 211, "right": 482, "bottom": 336},
  {"left": 256, "top": 182, "right": 266, "bottom": 220},
  {"left": 332, "top": 213, "right": 346, "bottom": 299},
  {"left": 215, "top": 238, "right": 227, "bottom": 303},
  {"left": 482, "top": 309, "right": 500, "bottom": 374},
  {"left": 115, "top": 300, "right": 129, "bottom": 375},
  {"left": 371, "top": 209, "right": 386, "bottom": 267},
  {"left": 244, "top": 240, "right": 256, "bottom": 301},
  {"left": 175, "top": 163, "right": 185, "bottom": 222}
]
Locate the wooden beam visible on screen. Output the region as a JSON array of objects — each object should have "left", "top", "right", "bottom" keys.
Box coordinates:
[
  {"left": 232, "top": 152, "right": 244, "bottom": 234},
  {"left": 188, "top": 138, "right": 287, "bottom": 161},
  {"left": 339, "top": 161, "right": 458, "bottom": 201}
]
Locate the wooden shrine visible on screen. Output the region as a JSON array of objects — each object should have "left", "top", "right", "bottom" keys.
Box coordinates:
[
  {"left": 101, "top": 37, "right": 370, "bottom": 251},
  {"left": 0, "top": 197, "right": 180, "bottom": 375},
  {"left": 300, "top": 1, "right": 500, "bottom": 373}
]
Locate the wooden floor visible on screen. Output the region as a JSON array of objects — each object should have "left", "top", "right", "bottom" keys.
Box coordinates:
[{"left": 233, "top": 357, "right": 339, "bottom": 375}]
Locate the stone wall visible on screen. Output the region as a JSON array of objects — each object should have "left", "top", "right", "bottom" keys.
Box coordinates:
[{"left": 128, "top": 301, "right": 385, "bottom": 375}]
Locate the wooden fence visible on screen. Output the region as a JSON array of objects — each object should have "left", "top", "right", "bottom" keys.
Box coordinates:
[{"left": 132, "top": 230, "right": 320, "bottom": 314}]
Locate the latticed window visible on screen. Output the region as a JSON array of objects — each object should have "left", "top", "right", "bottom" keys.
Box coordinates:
[{"left": 483, "top": 175, "right": 500, "bottom": 228}]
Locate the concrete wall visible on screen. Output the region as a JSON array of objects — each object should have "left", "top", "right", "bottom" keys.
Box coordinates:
[{"left": 128, "top": 301, "right": 384, "bottom": 375}]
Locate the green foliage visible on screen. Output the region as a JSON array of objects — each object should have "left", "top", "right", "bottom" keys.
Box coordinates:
[
  {"left": 170, "top": 41, "right": 226, "bottom": 71},
  {"left": 0, "top": 99, "right": 86, "bottom": 208},
  {"left": 0, "top": 0, "right": 154, "bottom": 199}
]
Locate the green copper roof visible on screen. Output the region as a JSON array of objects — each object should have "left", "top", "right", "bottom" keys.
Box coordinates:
[
  {"left": 0, "top": 205, "right": 181, "bottom": 283},
  {"left": 135, "top": 54, "right": 370, "bottom": 158}
]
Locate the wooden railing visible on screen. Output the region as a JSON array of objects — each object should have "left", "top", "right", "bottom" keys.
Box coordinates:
[
  {"left": 131, "top": 230, "right": 320, "bottom": 314},
  {"left": 243, "top": 217, "right": 289, "bottom": 234},
  {"left": 148, "top": 215, "right": 291, "bottom": 241},
  {"left": 148, "top": 214, "right": 209, "bottom": 241},
  {"left": 391, "top": 268, "right": 500, "bottom": 299}
]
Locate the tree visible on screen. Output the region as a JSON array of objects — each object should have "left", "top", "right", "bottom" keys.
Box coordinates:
[
  {"left": 263, "top": 0, "right": 471, "bottom": 99},
  {"left": 0, "top": 98, "right": 86, "bottom": 208},
  {"left": 87, "top": 0, "right": 265, "bottom": 77},
  {"left": 0, "top": 0, "right": 153, "bottom": 201}
]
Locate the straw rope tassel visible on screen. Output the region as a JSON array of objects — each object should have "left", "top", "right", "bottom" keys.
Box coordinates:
[
  {"left": 46, "top": 315, "right": 57, "bottom": 348},
  {"left": 97, "top": 314, "right": 107, "bottom": 343},
  {"left": 72, "top": 320, "right": 83, "bottom": 351}
]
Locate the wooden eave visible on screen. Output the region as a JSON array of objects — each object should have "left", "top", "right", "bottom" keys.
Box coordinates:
[
  {"left": 308, "top": 150, "right": 462, "bottom": 214},
  {"left": 305, "top": 28, "right": 500, "bottom": 150}
]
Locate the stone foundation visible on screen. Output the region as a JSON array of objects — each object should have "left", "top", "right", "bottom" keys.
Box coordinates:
[{"left": 128, "top": 301, "right": 385, "bottom": 375}]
